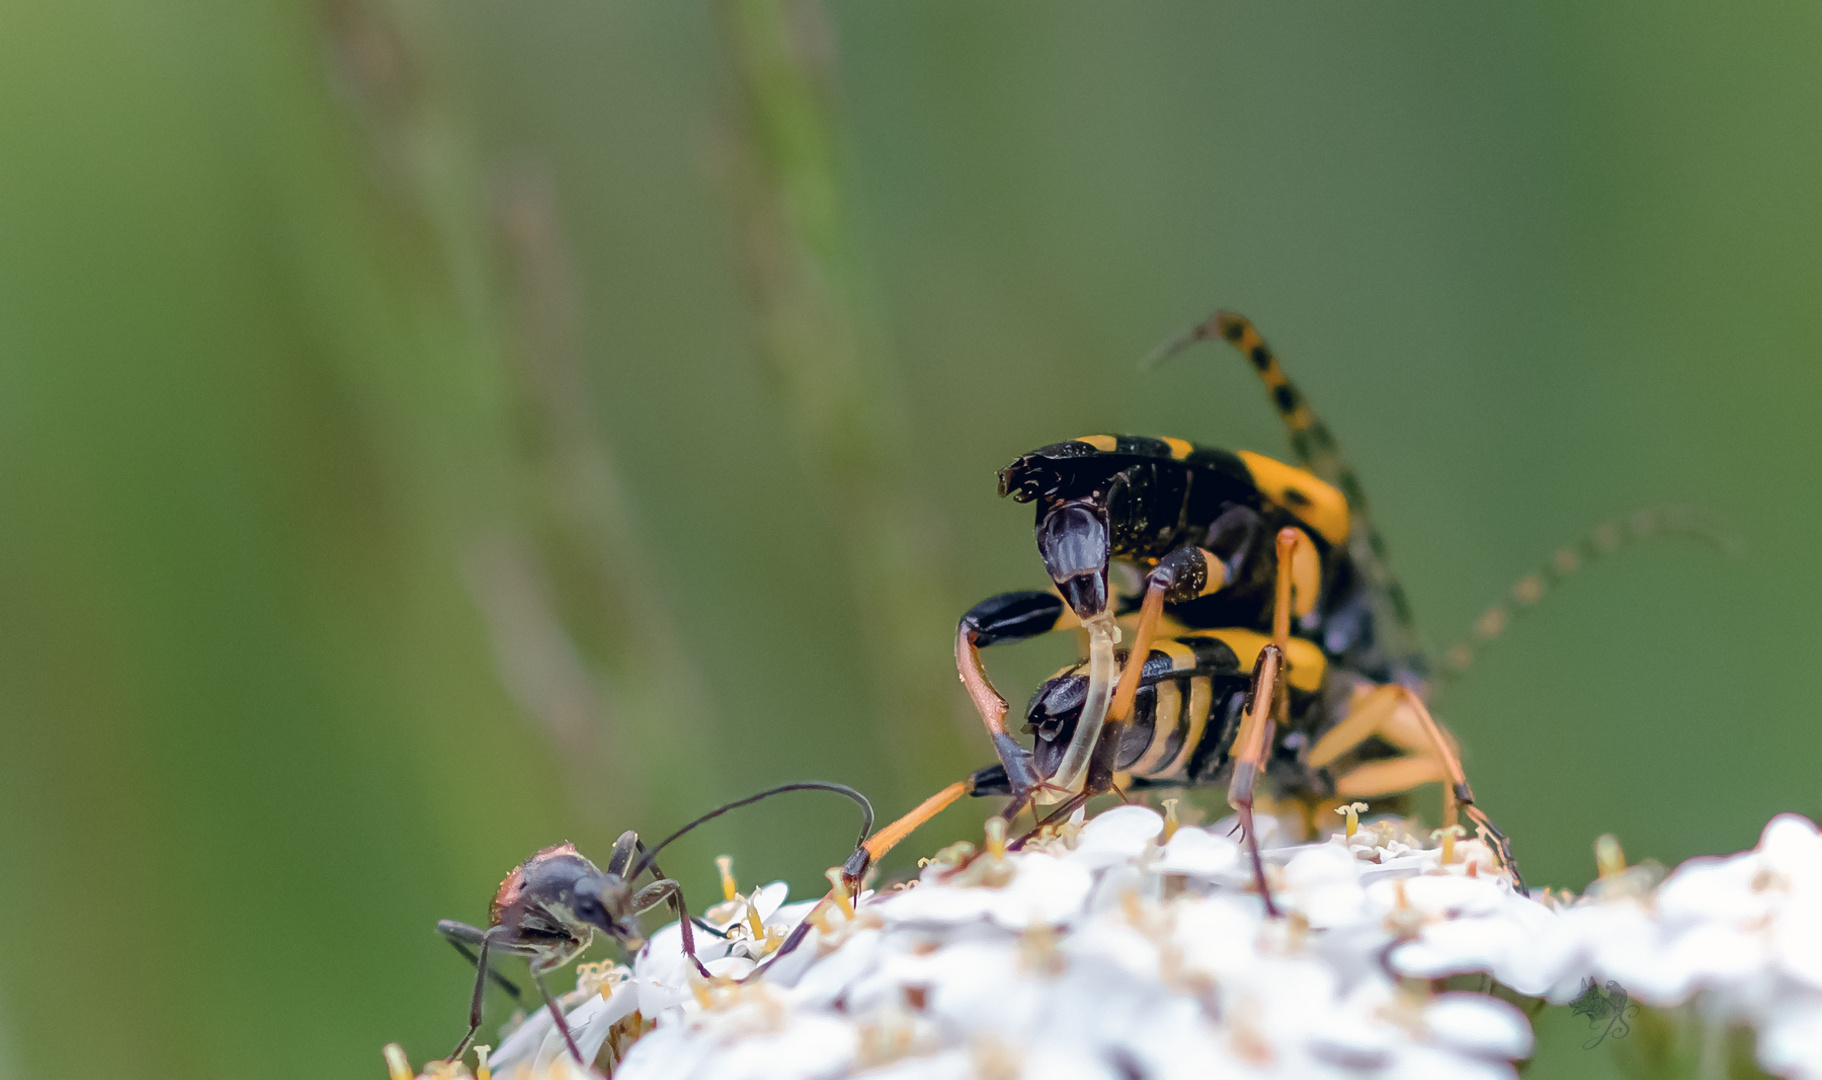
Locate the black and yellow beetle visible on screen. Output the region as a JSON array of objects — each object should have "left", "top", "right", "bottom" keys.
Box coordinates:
[
  {"left": 956, "top": 313, "right": 1425, "bottom": 817},
  {"left": 860, "top": 312, "right": 1521, "bottom": 903},
  {"left": 862, "top": 313, "right": 1723, "bottom": 900}
]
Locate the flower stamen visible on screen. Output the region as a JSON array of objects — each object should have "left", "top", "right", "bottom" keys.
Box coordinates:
[
  {"left": 1336, "top": 800, "right": 1369, "bottom": 837},
  {"left": 1432, "top": 824, "right": 1466, "bottom": 864},
  {"left": 1594, "top": 833, "right": 1627, "bottom": 879},
  {"left": 383, "top": 1043, "right": 413, "bottom": 1080},
  {"left": 985, "top": 817, "right": 1009, "bottom": 861},
  {"left": 825, "top": 867, "right": 855, "bottom": 918}
]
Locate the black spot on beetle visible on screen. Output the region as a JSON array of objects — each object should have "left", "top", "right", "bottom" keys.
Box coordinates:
[
  {"left": 1273, "top": 385, "right": 1297, "bottom": 411},
  {"left": 1249, "top": 345, "right": 1271, "bottom": 370},
  {"left": 1281, "top": 487, "right": 1312, "bottom": 507}
]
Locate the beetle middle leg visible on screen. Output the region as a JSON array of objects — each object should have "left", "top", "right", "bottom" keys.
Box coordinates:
[
  {"left": 1224, "top": 529, "right": 1306, "bottom": 918},
  {"left": 1107, "top": 546, "right": 1229, "bottom": 724}
]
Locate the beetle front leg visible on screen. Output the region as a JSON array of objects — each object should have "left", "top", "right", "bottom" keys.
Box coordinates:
[{"left": 956, "top": 591, "right": 1073, "bottom": 802}]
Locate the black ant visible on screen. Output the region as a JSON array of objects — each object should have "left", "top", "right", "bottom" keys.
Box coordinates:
[{"left": 437, "top": 780, "right": 873, "bottom": 1066}]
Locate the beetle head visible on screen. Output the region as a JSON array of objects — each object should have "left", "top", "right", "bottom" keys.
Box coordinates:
[{"left": 1036, "top": 501, "right": 1110, "bottom": 619}]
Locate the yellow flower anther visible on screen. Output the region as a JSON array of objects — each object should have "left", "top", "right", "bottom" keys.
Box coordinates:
[
  {"left": 383, "top": 1043, "right": 414, "bottom": 1080},
  {"left": 688, "top": 971, "right": 716, "bottom": 1010},
  {"left": 745, "top": 899, "right": 766, "bottom": 940},
  {"left": 474, "top": 1045, "right": 491, "bottom": 1080},
  {"left": 1431, "top": 824, "right": 1466, "bottom": 864},
  {"left": 1336, "top": 801, "right": 1369, "bottom": 838},
  {"left": 985, "top": 817, "right": 1009, "bottom": 860},
  {"left": 1161, "top": 798, "right": 1182, "bottom": 843},
  {"left": 1595, "top": 833, "right": 1628, "bottom": 879},
  {"left": 825, "top": 867, "right": 855, "bottom": 918},
  {"left": 717, "top": 855, "right": 738, "bottom": 903}
]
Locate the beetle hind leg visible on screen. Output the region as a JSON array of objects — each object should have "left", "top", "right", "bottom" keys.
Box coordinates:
[{"left": 1309, "top": 684, "right": 1525, "bottom": 890}]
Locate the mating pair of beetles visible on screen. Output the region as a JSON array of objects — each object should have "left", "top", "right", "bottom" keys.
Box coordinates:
[{"left": 438, "top": 310, "right": 1536, "bottom": 1066}]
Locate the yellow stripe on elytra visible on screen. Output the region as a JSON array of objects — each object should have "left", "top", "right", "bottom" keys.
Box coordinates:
[
  {"left": 1180, "top": 628, "right": 1326, "bottom": 692},
  {"left": 1127, "top": 681, "right": 1182, "bottom": 776},
  {"left": 1162, "top": 436, "right": 1194, "bottom": 460},
  {"left": 1075, "top": 434, "right": 1119, "bottom": 452},
  {"left": 1157, "top": 675, "right": 1212, "bottom": 780},
  {"left": 1154, "top": 639, "right": 1197, "bottom": 672},
  {"left": 1236, "top": 449, "right": 1350, "bottom": 546}
]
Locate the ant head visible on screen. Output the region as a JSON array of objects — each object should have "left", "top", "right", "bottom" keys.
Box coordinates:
[
  {"left": 570, "top": 873, "right": 639, "bottom": 943},
  {"left": 506, "top": 845, "right": 638, "bottom": 942}
]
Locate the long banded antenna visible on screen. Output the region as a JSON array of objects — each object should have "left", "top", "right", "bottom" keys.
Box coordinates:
[
  {"left": 629, "top": 781, "right": 874, "bottom": 883},
  {"left": 1149, "top": 311, "right": 1423, "bottom": 672},
  {"left": 1435, "top": 503, "right": 1741, "bottom": 690}
]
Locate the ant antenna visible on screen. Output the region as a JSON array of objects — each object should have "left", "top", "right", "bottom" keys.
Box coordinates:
[
  {"left": 628, "top": 781, "right": 874, "bottom": 883},
  {"left": 1433, "top": 503, "right": 1742, "bottom": 694}
]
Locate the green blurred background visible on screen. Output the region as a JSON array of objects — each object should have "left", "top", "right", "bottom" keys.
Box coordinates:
[{"left": 2, "top": 3, "right": 1819, "bottom": 1078}]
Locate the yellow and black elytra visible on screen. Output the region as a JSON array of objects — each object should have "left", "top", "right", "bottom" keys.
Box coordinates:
[{"left": 969, "top": 627, "right": 1329, "bottom": 802}]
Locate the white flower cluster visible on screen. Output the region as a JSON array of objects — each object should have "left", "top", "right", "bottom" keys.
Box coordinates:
[
  {"left": 484, "top": 805, "right": 1533, "bottom": 1080},
  {"left": 1394, "top": 813, "right": 1822, "bottom": 1080},
  {"left": 416, "top": 808, "right": 1822, "bottom": 1080}
]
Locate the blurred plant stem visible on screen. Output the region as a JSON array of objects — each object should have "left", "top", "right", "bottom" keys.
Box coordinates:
[
  {"left": 716, "top": 0, "right": 968, "bottom": 799},
  {"left": 322, "top": 0, "right": 716, "bottom": 830},
  {"left": 483, "top": 171, "right": 722, "bottom": 823}
]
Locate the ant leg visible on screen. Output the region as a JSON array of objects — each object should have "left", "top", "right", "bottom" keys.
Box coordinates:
[
  {"left": 529, "top": 964, "right": 586, "bottom": 1066},
  {"left": 442, "top": 937, "right": 523, "bottom": 1002},
  {"left": 632, "top": 879, "right": 712, "bottom": 979},
  {"left": 957, "top": 592, "right": 1073, "bottom": 800},
  {"left": 614, "top": 833, "right": 709, "bottom": 972},
  {"left": 442, "top": 923, "right": 509, "bottom": 1063}
]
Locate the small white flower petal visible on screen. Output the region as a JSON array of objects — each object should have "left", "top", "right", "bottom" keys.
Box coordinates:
[
  {"left": 988, "top": 854, "right": 1095, "bottom": 928},
  {"left": 1655, "top": 851, "right": 1770, "bottom": 926},
  {"left": 713, "top": 1015, "right": 856, "bottom": 1080},
  {"left": 1424, "top": 992, "right": 1534, "bottom": 1060},
  {"left": 1777, "top": 907, "right": 1822, "bottom": 990},
  {"left": 1152, "top": 826, "right": 1240, "bottom": 878},
  {"left": 1760, "top": 813, "right": 1822, "bottom": 878},
  {"left": 1069, "top": 804, "right": 1163, "bottom": 868},
  {"left": 876, "top": 881, "right": 998, "bottom": 926},
  {"left": 784, "top": 928, "right": 883, "bottom": 1006}
]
